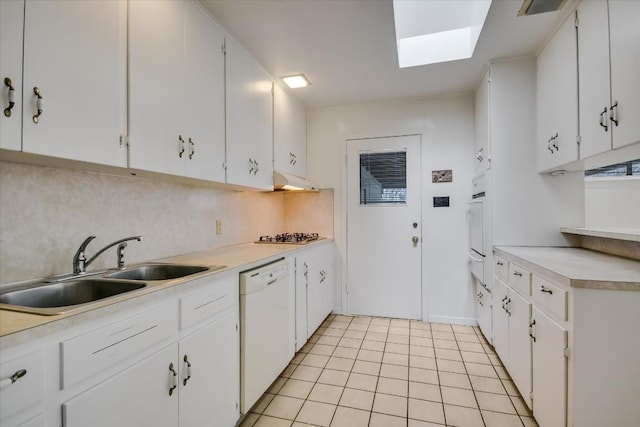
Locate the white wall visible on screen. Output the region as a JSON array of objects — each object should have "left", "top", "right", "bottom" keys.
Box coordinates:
[
  {"left": 307, "top": 94, "right": 476, "bottom": 324},
  {"left": 584, "top": 177, "right": 640, "bottom": 228}
]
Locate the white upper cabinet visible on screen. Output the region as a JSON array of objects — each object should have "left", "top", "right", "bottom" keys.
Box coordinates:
[
  {"left": 578, "top": 0, "right": 640, "bottom": 158},
  {"left": 474, "top": 69, "right": 490, "bottom": 176},
  {"left": 19, "top": 0, "right": 127, "bottom": 166},
  {"left": 537, "top": 12, "right": 579, "bottom": 172},
  {"left": 274, "top": 84, "right": 307, "bottom": 178},
  {"left": 129, "top": 0, "right": 226, "bottom": 182},
  {"left": 225, "top": 38, "right": 274, "bottom": 190},
  {"left": 0, "top": 0, "right": 24, "bottom": 151}
]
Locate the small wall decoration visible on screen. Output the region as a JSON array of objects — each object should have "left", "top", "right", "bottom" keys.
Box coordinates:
[{"left": 432, "top": 169, "right": 453, "bottom": 183}]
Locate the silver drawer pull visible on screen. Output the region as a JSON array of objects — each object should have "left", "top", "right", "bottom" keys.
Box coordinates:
[
  {"left": 183, "top": 355, "right": 192, "bottom": 386},
  {"left": 168, "top": 362, "right": 177, "bottom": 396},
  {"left": 0, "top": 369, "right": 27, "bottom": 389},
  {"left": 496, "top": 261, "right": 504, "bottom": 266},
  {"left": 513, "top": 271, "right": 523, "bottom": 277},
  {"left": 540, "top": 286, "right": 553, "bottom": 295}
]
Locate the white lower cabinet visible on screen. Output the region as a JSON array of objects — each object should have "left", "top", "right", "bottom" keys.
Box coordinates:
[
  {"left": 507, "top": 289, "right": 532, "bottom": 409},
  {"left": 475, "top": 282, "right": 491, "bottom": 342},
  {"left": 531, "top": 306, "right": 567, "bottom": 427},
  {"left": 492, "top": 279, "right": 509, "bottom": 363}
]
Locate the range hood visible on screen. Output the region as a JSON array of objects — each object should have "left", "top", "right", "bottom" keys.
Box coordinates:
[
  {"left": 517, "top": 0, "right": 566, "bottom": 16},
  {"left": 273, "top": 171, "right": 319, "bottom": 191}
]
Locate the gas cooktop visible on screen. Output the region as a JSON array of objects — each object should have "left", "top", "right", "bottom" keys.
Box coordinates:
[{"left": 255, "top": 233, "right": 323, "bottom": 245}]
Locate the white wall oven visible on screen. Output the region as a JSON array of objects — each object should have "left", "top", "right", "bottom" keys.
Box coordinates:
[{"left": 469, "top": 176, "right": 486, "bottom": 285}]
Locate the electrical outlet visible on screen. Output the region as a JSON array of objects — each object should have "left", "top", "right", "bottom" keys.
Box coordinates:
[{"left": 216, "top": 220, "right": 222, "bottom": 235}]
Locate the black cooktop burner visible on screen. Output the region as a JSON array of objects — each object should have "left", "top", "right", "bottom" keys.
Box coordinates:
[{"left": 256, "top": 233, "right": 321, "bottom": 244}]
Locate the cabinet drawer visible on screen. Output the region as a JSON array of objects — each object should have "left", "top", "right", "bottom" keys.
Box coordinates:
[
  {"left": 508, "top": 263, "right": 531, "bottom": 296},
  {"left": 180, "top": 275, "right": 237, "bottom": 330},
  {"left": 532, "top": 276, "right": 567, "bottom": 321},
  {"left": 494, "top": 255, "right": 509, "bottom": 282},
  {"left": 0, "top": 350, "right": 44, "bottom": 421},
  {"left": 61, "top": 302, "right": 175, "bottom": 389}
]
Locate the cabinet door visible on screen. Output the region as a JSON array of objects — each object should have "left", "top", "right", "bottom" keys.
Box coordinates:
[
  {"left": 295, "top": 255, "right": 308, "bottom": 351},
  {"left": 183, "top": 1, "right": 226, "bottom": 182},
  {"left": 21, "top": 0, "right": 127, "bottom": 166},
  {"left": 532, "top": 307, "right": 567, "bottom": 427},
  {"left": 609, "top": 0, "right": 640, "bottom": 150},
  {"left": 226, "top": 38, "right": 274, "bottom": 190},
  {"left": 179, "top": 312, "right": 239, "bottom": 427},
  {"left": 63, "top": 344, "right": 179, "bottom": 427},
  {"left": 306, "top": 264, "right": 324, "bottom": 339},
  {"left": 129, "top": 0, "right": 186, "bottom": 176},
  {"left": 577, "top": 0, "right": 612, "bottom": 158},
  {"left": 508, "top": 290, "right": 532, "bottom": 409},
  {"left": 537, "top": 12, "right": 579, "bottom": 172},
  {"left": 492, "top": 279, "right": 509, "bottom": 369},
  {"left": 474, "top": 70, "right": 490, "bottom": 175},
  {"left": 274, "top": 84, "right": 307, "bottom": 178},
  {"left": 0, "top": 0, "right": 23, "bottom": 151},
  {"left": 475, "top": 283, "right": 492, "bottom": 343}
]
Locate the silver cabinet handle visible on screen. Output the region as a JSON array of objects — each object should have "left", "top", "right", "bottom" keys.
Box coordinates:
[
  {"left": 182, "top": 355, "right": 192, "bottom": 386},
  {"left": 496, "top": 261, "right": 504, "bottom": 266},
  {"left": 540, "top": 286, "right": 553, "bottom": 295},
  {"left": 0, "top": 369, "right": 27, "bottom": 389},
  {"left": 599, "top": 107, "right": 608, "bottom": 132},
  {"left": 32, "top": 87, "right": 43, "bottom": 124},
  {"left": 3, "top": 77, "right": 16, "bottom": 117},
  {"left": 249, "top": 158, "right": 254, "bottom": 174},
  {"left": 178, "top": 135, "right": 185, "bottom": 158},
  {"left": 253, "top": 159, "right": 259, "bottom": 175},
  {"left": 610, "top": 101, "right": 619, "bottom": 127},
  {"left": 188, "top": 137, "right": 195, "bottom": 160},
  {"left": 529, "top": 319, "right": 536, "bottom": 342},
  {"left": 552, "top": 133, "right": 558, "bottom": 151},
  {"left": 513, "top": 271, "right": 523, "bottom": 277},
  {"left": 168, "top": 362, "right": 178, "bottom": 396}
]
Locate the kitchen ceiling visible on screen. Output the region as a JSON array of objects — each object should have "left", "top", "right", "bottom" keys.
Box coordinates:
[{"left": 201, "top": 0, "right": 575, "bottom": 109}]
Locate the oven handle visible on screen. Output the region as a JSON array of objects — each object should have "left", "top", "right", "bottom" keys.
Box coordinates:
[
  {"left": 468, "top": 252, "right": 485, "bottom": 263},
  {"left": 467, "top": 200, "right": 483, "bottom": 205}
]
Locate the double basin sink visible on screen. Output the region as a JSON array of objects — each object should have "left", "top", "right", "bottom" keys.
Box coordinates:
[{"left": 0, "top": 263, "right": 225, "bottom": 316}]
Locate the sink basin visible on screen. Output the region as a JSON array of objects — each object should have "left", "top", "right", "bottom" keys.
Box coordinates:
[
  {"left": 106, "top": 264, "right": 210, "bottom": 281},
  {"left": 0, "top": 279, "right": 145, "bottom": 315}
]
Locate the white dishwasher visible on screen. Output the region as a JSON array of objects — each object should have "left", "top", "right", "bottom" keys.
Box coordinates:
[{"left": 240, "top": 258, "right": 290, "bottom": 414}]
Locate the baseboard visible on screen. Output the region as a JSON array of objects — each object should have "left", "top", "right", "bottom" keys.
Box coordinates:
[{"left": 428, "top": 315, "right": 478, "bottom": 326}]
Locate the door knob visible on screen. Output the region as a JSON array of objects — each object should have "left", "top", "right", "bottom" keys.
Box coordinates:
[{"left": 412, "top": 236, "right": 419, "bottom": 246}]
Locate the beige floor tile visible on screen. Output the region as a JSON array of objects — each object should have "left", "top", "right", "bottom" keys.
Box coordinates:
[
  {"left": 440, "top": 386, "right": 478, "bottom": 408},
  {"left": 368, "top": 325, "right": 389, "bottom": 334},
  {"left": 383, "top": 351, "right": 409, "bottom": 366},
  {"left": 431, "top": 331, "right": 455, "bottom": 341},
  {"left": 385, "top": 342, "right": 410, "bottom": 354},
  {"left": 318, "top": 336, "right": 341, "bottom": 346},
  {"left": 343, "top": 330, "right": 366, "bottom": 340},
  {"left": 310, "top": 344, "right": 337, "bottom": 356},
  {"left": 373, "top": 393, "right": 407, "bottom": 417},
  {"left": 430, "top": 323, "right": 453, "bottom": 332},
  {"left": 252, "top": 393, "right": 276, "bottom": 414},
  {"left": 410, "top": 320, "right": 431, "bottom": 330},
  {"left": 308, "top": 383, "right": 344, "bottom": 405},
  {"left": 302, "top": 353, "right": 330, "bottom": 368},
  {"left": 452, "top": 325, "right": 476, "bottom": 334},
  {"left": 357, "top": 349, "right": 383, "bottom": 363},
  {"left": 410, "top": 345, "right": 435, "bottom": 358},
  {"left": 323, "top": 327, "right": 346, "bottom": 337},
  {"left": 408, "top": 398, "right": 446, "bottom": 424},
  {"left": 299, "top": 342, "right": 313, "bottom": 354},
  {"left": 268, "top": 377, "right": 288, "bottom": 394},
  {"left": 510, "top": 395, "right": 532, "bottom": 416},
  {"left": 370, "top": 318, "right": 391, "bottom": 326},
  {"left": 439, "top": 372, "right": 472, "bottom": 390},
  {"left": 409, "top": 381, "right": 442, "bottom": 402},
  {"left": 239, "top": 412, "right": 260, "bottom": 426},
  {"left": 475, "top": 391, "right": 517, "bottom": 414},
  {"left": 435, "top": 359, "right": 466, "bottom": 374},
  {"left": 263, "top": 395, "right": 305, "bottom": 420},
  {"left": 318, "top": 369, "right": 350, "bottom": 387},
  {"left": 290, "top": 365, "right": 323, "bottom": 382},
  {"left": 330, "top": 321, "right": 350, "bottom": 330},
  {"left": 481, "top": 410, "right": 523, "bottom": 427},
  {"left": 457, "top": 342, "right": 485, "bottom": 353},
  {"left": 411, "top": 337, "right": 434, "bottom": 348},
  {"left": 433, "top": 339, "right": 458, "bottom": 350},
  {"left": 347, "top": 323, "right": 369, "bottom": 332},
  {"left": 408, "top": 419, "right": 446, "bottom": 427},
  {"left": 296, "top": 401, "right": 336, "bottom": 427},
  {"left": 308, "top": 335, "right": 320, "bottom": 344},
  {"left": 361, "top": 340, "right": 386, "bottom": 351},
  {"left": 369, "top": 412, "right": 406, "bottom": 427},
  {"left": 455, "top": 333, "right": 481, "bottom": 343},
  {"left": 410, "top": 355, "right": 437, "bottom": 370},
  {"left": 390, "top": 319, "right": 411, "bottom": 327},
  {"left": 461, "top": 351, "right": 491, "bottom": 365},
  {"left": 409, "top": 367, "right": 439, "bottom": 385},
  {"left": 443, "top": 404, "right": 484, "bottom": 427},
  {"left": 351, "top": 316, "right": 372, "bottom": 324},
  {"left": 346, "top": 372, "right": 378, "bottom": 392},
  {"left": 281, "top": 364, "right": 296, "bottom": 378},
  {"left": 501, "top": 379, "right": 520, "bottom": 396},
  {"left": 434, "top": 348, "right": 462, "bottom": 361},
  {"left": 352, "top": 360, "right": 381, "bottom": 376},
  {"left": 469, "top": 375, "right": 506, "bottom": 394},
  {"left": 482, "top": 343, "right": 496, "bottom": 354},
  {"left": 330, "top": 406, "right": 370, "bottom": 427},
  {"left": 326, "top": 356, "right": 356, "bottom": 372},
  {"left": 464, "top": 362, "right": 498, "bottom": 378},
  {"left": 339, "top": 387, "right": 375, "bottom": 411},
  {"left": 494, "top": 365, "right": 511, "bottom": 380},
  {"left": 338, "top": 337, "right": 363, "bottom": 349},
  {"left": 387, "top": 333, "right": 411, "bottom": 344},
  {"left": 334, "top": 315, "right": 353, "bottom": 322},
  {"left": 409, "top": 328, "right": 431, "bottom": 338},
  {"left": 380, "top": 363, "right": 409, "bottom": 380},
  {"left": 365, "top": 332, "right": 387, "bottom": 342},
  {"left": 488, "top": 354, "right": 503, "bottom": 367},
  {"left": 278, "top": 379, "right": 315, "bottom": 399},
  {"left": 389, "top": 326, "right": 410, "bottom": 336},
  {"left": 291, "top": 353, "right": 305, "bottom": 364},
  {"left": 377, "top": 377, "right": 408, "bottom": 397},
  {"left": 521, "top": 416, "right": 539, "bottom": 426},
  {"left": 332, "top": 346, "right": 359, "bottom": 359},
  {"left": 254, "top": 415, "right": 293, "bottom": 427}
]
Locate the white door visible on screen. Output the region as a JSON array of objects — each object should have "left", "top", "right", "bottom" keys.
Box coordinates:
[{"left": 347, "top": 135, "right": 421, "bottom": 319}]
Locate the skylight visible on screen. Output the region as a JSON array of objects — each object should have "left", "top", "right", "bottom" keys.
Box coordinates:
[{"left": 393, "top": 0, "right": 492, "bottom": 68}]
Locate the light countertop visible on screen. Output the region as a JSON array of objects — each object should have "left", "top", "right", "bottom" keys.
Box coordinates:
[
  {"left": 0, "top": 239, "right": 333, "bottom": 339},
  {"left": 494, "top": 246, "right": 640, "bottom": 291},
  {"left": 560, "top": 227, "right": 640, "bottom": 243}
]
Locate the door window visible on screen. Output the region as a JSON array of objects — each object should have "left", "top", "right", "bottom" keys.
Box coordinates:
[{"left": 359, "top": 150, "right": 407, "bottom": 205}]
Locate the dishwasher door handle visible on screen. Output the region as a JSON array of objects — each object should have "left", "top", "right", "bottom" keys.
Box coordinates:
[{"left": 267, "top": 278, "right": 278, "bottom": 286}]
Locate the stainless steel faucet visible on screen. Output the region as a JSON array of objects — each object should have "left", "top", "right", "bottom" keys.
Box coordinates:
[{"left": 73, "top": 235, "right": 143, "bottom": 275}]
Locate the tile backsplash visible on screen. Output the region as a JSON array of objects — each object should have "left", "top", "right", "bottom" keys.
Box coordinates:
[{"left": 0, "top": 161, "right": 333, "bottom": 284}]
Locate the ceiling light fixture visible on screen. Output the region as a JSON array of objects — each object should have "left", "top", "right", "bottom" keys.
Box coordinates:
[
  {"left": 282, "top": 74, "right": 311, "bottom": 89},
  {"left": 393, "top": 0, "right": 492, "bottom": 68}
]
